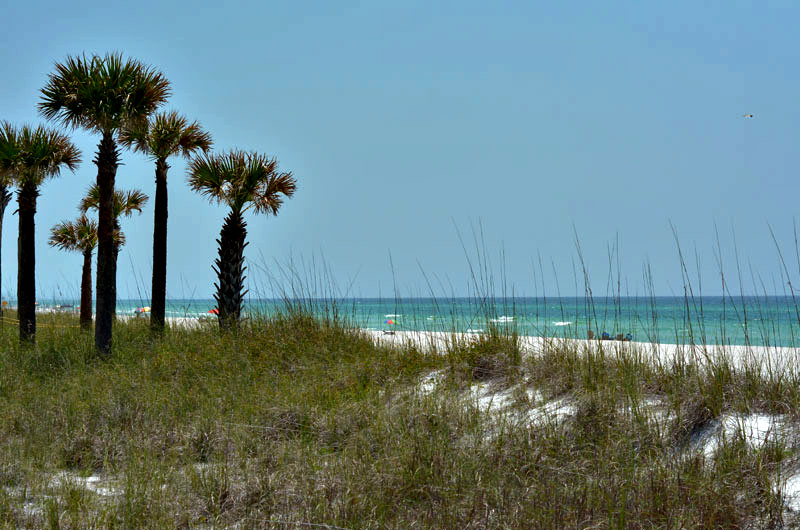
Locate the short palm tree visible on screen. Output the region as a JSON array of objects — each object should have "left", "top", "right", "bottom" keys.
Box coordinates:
[
  {"left": 188, "top": 151, "right": 296, "bottom": 330},
  {"left": 80, "top": 184, "right": 148, "bottom": 317},
  {"left": 0, "top": 123, "right": 81, "bottom": 342},
  {"left": 39, "top": 52, "right": 170, "bottom": 355},
  {"left": 48, "top": 215, "right": 97, "bottom": 330},
  {"left": 120, "top": 111, "right": 212, "bottom": 333}
]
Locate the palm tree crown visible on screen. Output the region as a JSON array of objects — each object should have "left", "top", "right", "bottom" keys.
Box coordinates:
[
  {"left": 39, "top": 53, "right": 171, "bottom": 135},
  {"left": 79, "top": 184, "right": 148, "bottom": 220},
  {"left": 0, "top": 122, "right": 81, "bottom": 185},
  {"left": 48, "top": 215, "right": 98, "bottom": 253},
  {"left": 188, "top": 151, "right": 296, "bottom": 214},
  {"left": 120, "top": 110, "right": 212, "bottom": 160}
]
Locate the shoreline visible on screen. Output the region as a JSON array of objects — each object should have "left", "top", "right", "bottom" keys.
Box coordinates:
[{"left": 24, "top": 300, "right": 800, "bottom": 350}]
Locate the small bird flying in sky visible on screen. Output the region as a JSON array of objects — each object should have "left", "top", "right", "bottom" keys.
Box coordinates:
[{"left": 743, "top": 114, "right": 754, "bottom": 118}]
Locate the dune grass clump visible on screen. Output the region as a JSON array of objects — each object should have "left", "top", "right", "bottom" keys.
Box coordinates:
[{"left": 446, "top": 326, "right": 522, "bottom": 383}]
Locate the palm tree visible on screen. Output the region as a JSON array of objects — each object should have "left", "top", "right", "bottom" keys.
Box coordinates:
[
  {"left": 188, "top": 151, "right": 296, "bottom": 330},
  {"left": 0, "top": 123, "right": 81, "bottom": 342},
  {"left": 39, "top": 52, "right": 170, "bottom": 355},
  {"left": 0, "top": 167, "right": 13, "bottom": 318},
  {"left": 80, "top": 184, "right": 148, "bottom": 318},
  {"left": 120, "top": 111, "right": 212, "bottom": 333},
  {"left": 48, "top": 215, "right": 98, "bottom": 330}
]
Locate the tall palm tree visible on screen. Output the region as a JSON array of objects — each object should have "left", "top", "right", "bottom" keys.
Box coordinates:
[
  {"left": 188, "top": 151, "right": 296, "bottom": 330},
  {"left": 120, "top": 111, "right": 212, "bottom": 333},
  {"left": 0, "top": 123, "right": 81, "bottom": 342},
  {"left": 48, "top": 215, "right": 98, "bottom": 330},
  {"left": 80, "top": 184, "right": 148, "bottom": 318},
  {"left": 39, "top": 52, "right": 170, "bottom": 355},
  {"left": 0, "top": 168, "right": 13, "bottom": 318}
]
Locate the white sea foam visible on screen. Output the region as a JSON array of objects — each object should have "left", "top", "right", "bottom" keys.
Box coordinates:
[
  {"left": 466, "top": 328, "right": 484, "bottom": 333},
  {"left": 385, "top": 314, "right": 401, "bottom": 318},
  {"left": 553, "top": 321, "right": 572, "bottom": 326},
  {"left": 490, "top": 316, "right": 514, "bottom": 323}
]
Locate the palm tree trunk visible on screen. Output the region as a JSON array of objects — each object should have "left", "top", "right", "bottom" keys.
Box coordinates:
[
  {"left": 0, "top": 185, "right": 11, "bottom": 319},
  {"left": 94, "top": 132, "right": 119, "bottom": 356},
  {"left": 17, "top": 184, "right": 38, "bottom": 343},
  {"left": 112, "top": 219, "right": 120, "bottom": 320},
  {"left": 150, "top": 158, "right": 169, "bottom": 334},
  {"left": 80, "top": 248, "right": 93, "bottom": 331},
  {"left": 214, "top": 208, "right": 248, "bottom": 331}
]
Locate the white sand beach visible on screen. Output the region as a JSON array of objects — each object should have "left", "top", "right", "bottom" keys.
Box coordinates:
[{"left": 367, "top": 329, "right": 800, "bottom": 376}]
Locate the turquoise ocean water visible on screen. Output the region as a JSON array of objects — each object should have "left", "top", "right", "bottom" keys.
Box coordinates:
[{"left": 31, "top": 296, "right": 800, "bottom": 348}]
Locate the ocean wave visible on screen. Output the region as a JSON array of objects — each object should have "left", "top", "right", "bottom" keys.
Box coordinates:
[
  {"left": 385, "top": 314, "right": 401, "bottom": 318},
  {"left": 490, "top": 316, "right": 514, "bottom": 323},
  {"left": 466, "top": 328, "right": 485, "bottom": 333},
  {"left": 553, "top": 321, "right": 572, "bottom": 326}
]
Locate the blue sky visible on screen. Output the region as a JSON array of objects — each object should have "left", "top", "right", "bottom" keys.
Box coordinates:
[{"left": 1, "top": 0, "right": 799, "bottom": 299}]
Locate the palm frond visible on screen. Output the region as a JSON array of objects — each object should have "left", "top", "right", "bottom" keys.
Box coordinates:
[
  {"left": 252, "top": 170, "right": 297, "bottom": 216},
  {"left": 175, "top": 119, "right": 213, "bottom": 159},
  {"left": 78, "top": 184, "right": 100, "bottom": 214},
  {"left": 119, "top": 189, "right": 148, "bottom": 217},
  {"left": 0, "top": 122, "right": 20, "bottom": 177},
  {"left": 39, "top": 55, "right": 93, "bottom": 130},
  {"left": 187, "top": 153, "right": 227, "bottom": 203},
  {"left": 117, "top": 121, "right": 150, "bottom": 154}
]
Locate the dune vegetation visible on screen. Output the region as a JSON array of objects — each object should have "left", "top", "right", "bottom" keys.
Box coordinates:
[{"left": 0, "top": 304, "right": 797, "bottom": 529}]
